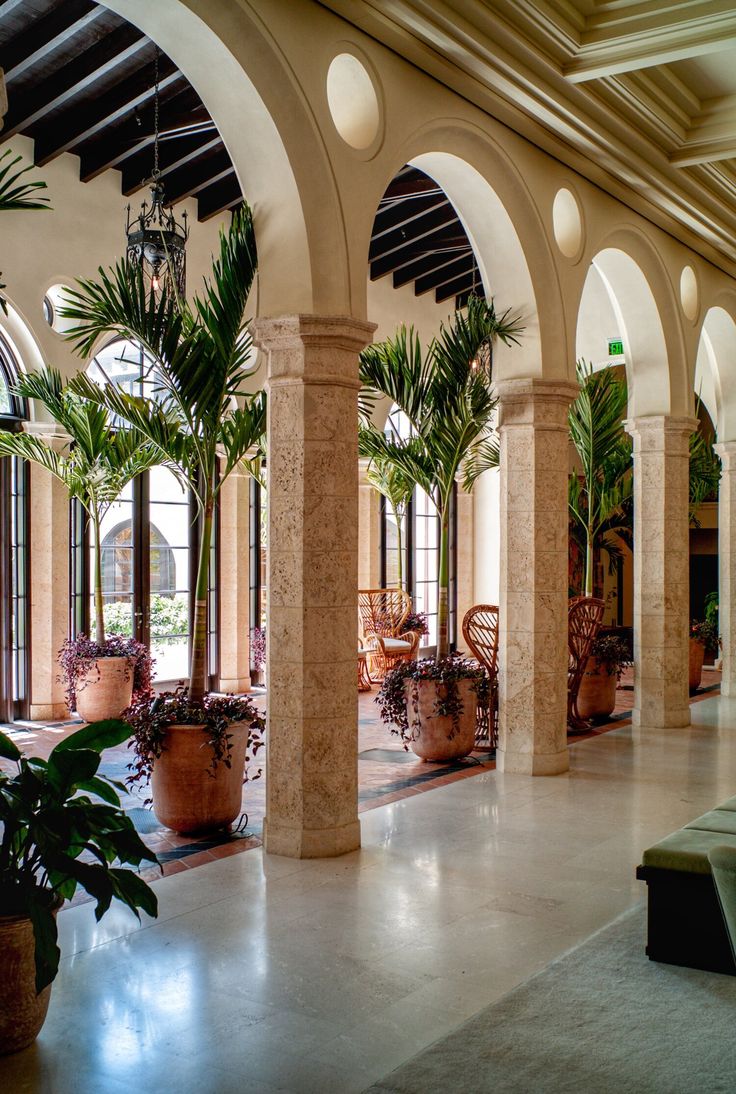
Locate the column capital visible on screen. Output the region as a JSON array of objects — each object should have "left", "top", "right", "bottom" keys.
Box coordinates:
[
  {"left": 624, "top": 414, "right": 698, "bottom": 445},
  {"left": 254, "top": 313, "right": 376, "bottom": 390},
  {"left": 495, "top": 378, "right": 579, "bottom": 429},
  {"left": 714, "top": 440, "right": 736, "bottom": 463}
]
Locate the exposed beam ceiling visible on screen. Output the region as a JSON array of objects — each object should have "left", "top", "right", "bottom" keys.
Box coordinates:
[{"left": 0, "top": 0, "right": 243, "bottom": 222}]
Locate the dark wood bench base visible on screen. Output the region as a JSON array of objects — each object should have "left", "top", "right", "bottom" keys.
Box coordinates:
[{"left": 636, "top": 864, "right": 736, "bottom": 976}]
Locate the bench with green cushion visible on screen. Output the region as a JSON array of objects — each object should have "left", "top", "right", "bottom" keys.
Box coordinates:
[{"left": 637, "top": 804, "right": 736, "bottom": 975}]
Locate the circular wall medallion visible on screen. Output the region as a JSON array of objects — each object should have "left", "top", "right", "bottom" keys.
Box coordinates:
[
  {"left": 326, "top": 53, "right": 380, "bottom": 150},
  {"left": 680, "top": 265, "right": 699, "bottom": 321},
  {"left": 552, "top": 187, "right": 584, "bottom": 260}
]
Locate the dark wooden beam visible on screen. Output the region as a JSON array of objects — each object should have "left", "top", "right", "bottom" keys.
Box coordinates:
[
  {"left": 369, "top": 202, "right": 458, "bottom": 262},
  {"left": 32, "top": 57, "right": 181, "bottom": 165},
  {"left": 436, "top": 272, "right": 476, "bottom": 303},
  {"left": 392, "top": 247, "right": 472, "bottom": 289},
  {"left": 372, "top": 193, "right": 448, "bottom": 241},
  {"left": 78, "top": 87, "right": 205, "bottom": 181},
  {"left": 121, "top": 133, "right": 221, "bottom": 196},
  {"left": 2, "top": 0, "right": 102, "bottom": 83},
  {"left": 370, "top": 233, "right": 471, "bottom": 280},
  {"left": 196, "top": 174, "right": 241, "bottom": 221},
  {"left": 164, "top": 148, "right": 234, "bottom": 205},
  {"left": 415, "top": 253, "right": 477, "bottom": 296},
  {"left": 2, "top": 24, "right": 148, "bottom": 139}
]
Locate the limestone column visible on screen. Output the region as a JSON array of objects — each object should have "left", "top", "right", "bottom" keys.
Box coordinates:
[
  {"left": 254, "top": 314, "right": 375, "bottom": 858},
  {"left": 358, "top": 458, "right": 381, "bottom": 589},
  {"left": 715, "top": 441, "right": 736, "bottom": 695},
  {"left": 496, "top": 379, "right": 578, "bottom": 776},
  {"left": 218, "top": 468, "right": 251, "bottom": 693},
  {"left": 626, "top": 416, "right": 696, "bottom": 728},
  {"left": 27, "top": 427, "right": 69, "bottom": 720}
]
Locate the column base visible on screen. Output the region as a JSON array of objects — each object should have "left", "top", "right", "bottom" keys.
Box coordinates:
[
  {"left": 496, "top": 747, "right": 569, "bottom": 776},
  {"left": 721, "top": 681, "right": 735, "bottom": 698},
  {"left": 29, "top": 703, "right": 69, "bottom": 722},
  {"left": 263, "top": 817, "right": 361, "bottom": 859},
  {"left": 632, "top": 707, "right": 691, "bottom": 729},
  {"left": 218, "top": 676, "right": 252, "bottom": 694}
]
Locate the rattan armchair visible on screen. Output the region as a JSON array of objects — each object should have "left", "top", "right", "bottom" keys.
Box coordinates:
[
  {"left": 358, "top": 588, "right": 421, "bottom": 680},
  {"left": 568, "top": 595, "right": 605, "bottom": 733},
  {"left": 462, "top": 604, "right": 499, "bottom": 751}
]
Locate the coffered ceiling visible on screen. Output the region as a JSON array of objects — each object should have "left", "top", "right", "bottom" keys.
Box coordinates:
[{"left": 323, "top": 0, "right": 736, "bottom": 277}]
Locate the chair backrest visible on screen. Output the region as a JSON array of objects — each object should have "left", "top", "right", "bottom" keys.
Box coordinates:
[
  {"left": 568, "top": 596, "right": 605, "bottom": 678},
  {"left": 358, "top": 589, "right": 411, "bottom": 641},
  {"left": 462, "top": 605, "right": 499, "bottom": 679}
]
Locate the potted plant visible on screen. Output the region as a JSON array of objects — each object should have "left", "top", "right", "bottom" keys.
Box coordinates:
[
  {"left": 690, "top": 619, "right": 719, "bottom": 691},
  {"left": 0, "top": 366, "right": 160, "bottom": 720},
  {"left": 400, "top": 611, "right": 428, "bottom": 640},
  {"left": 62, "top": 206, "right": 267, "bottom": 833},
  {"left": 576, "top": 633, "right": 632, "bottom": 722},
  {"left": 124, "top": 691, "right": 264, "bottom": 834},
  {"left": 360, "top": 294, "right": 522, "bottom": 760},
  {"left": 0, "top": 719, "right": 158, "bottom": 1054},
  {"left": 250, "top": 626, "right": 266, "bottom": 687}
]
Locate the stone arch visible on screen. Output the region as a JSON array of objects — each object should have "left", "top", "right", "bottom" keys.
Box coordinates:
[
  {"left": 696, "top": 304, "right": 736, "bottom": 442},
  {"left": 576, "top": 228, "right": 689, "bottom": 418},
  {"left": 98, "top": 0, "right": 351, "bottom": 316},
  {"left": 362, "top": 120, "right": 568, "bottom": 384}
]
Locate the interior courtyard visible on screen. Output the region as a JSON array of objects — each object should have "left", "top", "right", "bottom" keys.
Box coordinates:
[{"left": 2, "top": 1, "right": 736, "bottom": 1091}]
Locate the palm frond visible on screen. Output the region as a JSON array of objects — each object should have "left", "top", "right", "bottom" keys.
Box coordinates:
[{"left": 0, "top": 150, "right": 50, "bottom": 212}]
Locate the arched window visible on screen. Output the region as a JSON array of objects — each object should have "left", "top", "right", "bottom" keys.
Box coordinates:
[
  {"left": 70, "top": 338, "right": 219, "bottom": 687},
  {"left": 0, "top": 333, "right": 29, "bottom": 719},
  {"left": 379, "top": 405, "right": 456, "bottom": 652}
]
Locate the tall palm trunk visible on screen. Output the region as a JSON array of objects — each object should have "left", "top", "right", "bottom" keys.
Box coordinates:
[
  {"left": 584, "top": 525, "right": 594, "bottom": 598},
  {"left": 92, "top": 510, "right": 105, "bottom": 645},
  {"left": 188, "top": 499, "right": 213, "bottom": 704},
  {"left": 436, "top": 504, "right": 450, "bottom": 659},
  {"left": 394, "top": 505, "right": 404, "bottom": 591}
]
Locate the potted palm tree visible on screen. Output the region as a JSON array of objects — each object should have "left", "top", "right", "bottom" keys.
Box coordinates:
[
  {"left": 0, "top": 366, "right": 158, "bottom": 720},
  {"left": 0, "top": 719, "right": 158, "bottom": 1054},
  {"left": 363, "top": 295, "right": 523, "bottom": 761},
  {"left": 62, "top": 206, "right": 266, "bottom": 834},
  {"left": 366, "top": 455, "right": 414, "bottom": 591}
]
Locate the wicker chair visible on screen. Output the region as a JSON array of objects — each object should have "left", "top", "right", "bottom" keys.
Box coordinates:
[
  {"left": 462, "top": 605, "right": 499, "bottom": 751},
  {"left": 358, "top": 588, "right": 420, "bottom": 680},
  {"left": 568, "top": 595, "right": 605, "bottom": 733}
]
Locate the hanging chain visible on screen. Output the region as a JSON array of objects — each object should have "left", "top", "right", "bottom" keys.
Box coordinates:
[{"left": 153, "top": 47, "right": 160, "bottom": 179}]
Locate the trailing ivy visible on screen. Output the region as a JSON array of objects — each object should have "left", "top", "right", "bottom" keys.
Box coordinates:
[{"left": 376, "top": 655, "right": 488, "bottom": 749}]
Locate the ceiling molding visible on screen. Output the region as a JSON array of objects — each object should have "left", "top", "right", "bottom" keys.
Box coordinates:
[{"left": 564, "top": 1, "right": 736, "bottom": 82}]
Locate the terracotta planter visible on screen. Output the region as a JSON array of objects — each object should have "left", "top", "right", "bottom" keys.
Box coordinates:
[
  {"left": 151, "top": 720, "right": 250, "bottom": 834},
  {"left": 75, "top": 656, "right": 134, "bottom": 722},
  {"left": 689, "top": 638, "right": 705, "bottom": 691},
  {"left": 403, "top": 677, "right": 477, "bottom": 761},
  {"left": 0, "top": 914, "right": 52, "bottom": 1055},
  {"left": 576, "top": 656, "right": 618, "bottom": 722}
]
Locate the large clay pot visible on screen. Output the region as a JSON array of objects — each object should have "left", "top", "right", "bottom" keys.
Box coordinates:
[
  {"left": 75, "top": 656, "right": 134, "bottom": 722},
  {"left": 0, "top": 914, "right": 52, "bottom": 1055},
  {"left": 689, "top": 638, "right": 705, "bottom": 691},
  {"left": 151, "top": 720, "right": 250, "bottom": 834},
  {"left": 576, "top": 656, "right": 618, "bottom": 722},
  {"left": 403, "top": 678, "right": 477, "bottom": 761}
]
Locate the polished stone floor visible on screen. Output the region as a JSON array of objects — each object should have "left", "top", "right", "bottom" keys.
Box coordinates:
[{"left": 4, "top": 691, "right": 736, "bottom": 1093}]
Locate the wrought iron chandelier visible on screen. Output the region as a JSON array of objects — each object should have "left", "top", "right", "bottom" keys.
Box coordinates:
[{"left": 125, "top": 49, "right": 189, "bottom": 299}]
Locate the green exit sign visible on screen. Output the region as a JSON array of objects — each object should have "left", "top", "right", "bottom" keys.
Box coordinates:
[{"left": 608, "top": 339, "right": 624, "bottom": 356}]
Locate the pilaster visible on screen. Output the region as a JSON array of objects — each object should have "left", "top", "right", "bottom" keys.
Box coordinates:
[
  {"left": 254, "top": 314, "right": 375, "bottom": 858},
  {"left": 496, "top": 379, "right": 578, "bottom": 776},
  {"left": 626, "top": 415, "right": 697, "bottom": 728}
]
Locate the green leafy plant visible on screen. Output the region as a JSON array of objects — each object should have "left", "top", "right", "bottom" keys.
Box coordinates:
[
  {"left": 0, "top": 366, "right": 160, "bottom": 644},
  {"left": 691, "top": 618, "right": 719, "bottom": 650},
  {"left": 0, "top": 720, "right": 158, "bottom": 992},
  {"left": 62, "top": 206, "right": 266, "bottom": 704},
  {"left": 705, "top": 590, "right": 719, "bottom": 628},
  {"left": 104, "top": 595, "right": 189, "bottom": 646},
  {"left": 588, "top": 634, "right": 632, "bottom": 679},
  {"left": 568, "top": 361, "right": 633, "bottom": 597},
  {"left": 0, "top": 149, "right": 50, "bottom": 314},
  {"left": 359, "top": 294, "right": 523, "bottom": 659}
]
